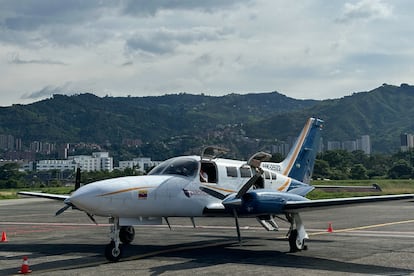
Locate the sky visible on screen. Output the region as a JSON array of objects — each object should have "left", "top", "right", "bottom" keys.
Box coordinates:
[{"left": 1, "top": 0, "right": 413, "bottom": 106}]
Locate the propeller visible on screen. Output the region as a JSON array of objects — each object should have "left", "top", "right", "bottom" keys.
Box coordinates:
[
  {"left": 55, "top": 203, "right": 71, "bottom": 216},
  {"left": 200, "top": 158, "right": 267, "bottom": 243},
  {"left": 55, "top": 168, "right": 96, "bottom": 224},
  {"left": 75, "top": 167, "right": 81, "bottom": 190},
  {"left": 224, "top": 170, "right": 264, "bottom": 242}
]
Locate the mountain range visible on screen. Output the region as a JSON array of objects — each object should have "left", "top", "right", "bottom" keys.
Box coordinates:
[{"left": 0, "top": 83, "right": 413, "bottom": 158}]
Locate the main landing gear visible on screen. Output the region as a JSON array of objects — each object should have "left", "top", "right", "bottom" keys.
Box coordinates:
[
  {"left": 105, "top": 217, "right": 136, "bottom": 262},
  {"left": 286, "top": 213, "right": 308, "bottom": 252}
]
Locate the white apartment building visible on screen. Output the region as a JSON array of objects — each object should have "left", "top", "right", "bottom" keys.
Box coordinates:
[
  {"left": 35, "top": 159, "right": 77, "bottom": 171},
  {"left": 118, "top": 157, "right": 161, "bottom": 173},
  {"left": 69, "top": 152, "right": 113, "bottom": 172},
  {"left": 28, "top": 152, "right": 113, "bottom": 172}
]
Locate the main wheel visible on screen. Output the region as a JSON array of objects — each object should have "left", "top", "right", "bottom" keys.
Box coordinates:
[
  {"left": 119, "top": 226, "right": 135, "bottom": 244},
  {"left": 105, "top": 241, "right": 123, "bottom": 262},
  {"left": 288, "top": 229, "right": 305, "bottom": 252}
]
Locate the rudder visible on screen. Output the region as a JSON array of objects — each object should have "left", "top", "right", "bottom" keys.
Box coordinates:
[{"left": 280, "top": 118, "right": 323, "bottom": 183}]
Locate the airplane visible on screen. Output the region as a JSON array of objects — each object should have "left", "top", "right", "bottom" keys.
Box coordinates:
[{"left": 18, "top": 118, "right": 414, "bottom": 262}]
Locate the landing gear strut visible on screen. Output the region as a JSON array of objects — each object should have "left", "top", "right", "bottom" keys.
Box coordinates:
[
  {"left": 286, "top": 213, "right": 308, "bottom": 252},
  {"left": 105, "top": 217, "right": 123, "bottom": 262}
]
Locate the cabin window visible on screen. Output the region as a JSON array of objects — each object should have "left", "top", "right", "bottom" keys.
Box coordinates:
[
  {"left": 264, "top": 171, "right": 270, "bottom": 179},
  {"left": 271, "top": 172, "right": 277, "bottom": 180},
  {"left": 148, "top": 157, "right": 198, "bottom": 177},
  {"left": 240, "top": 167, "right": 252, "bottom": 178},
  {"left": 226, "top": 167, "right": 238, "bottom": 177}
]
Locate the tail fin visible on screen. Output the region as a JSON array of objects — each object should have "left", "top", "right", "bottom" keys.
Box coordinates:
[{"left": 279, "top": 117, "right": 323, "bottom": 183}]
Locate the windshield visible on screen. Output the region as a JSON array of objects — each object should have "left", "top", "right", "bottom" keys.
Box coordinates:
[{"left": 148, "top": 157, "right": 199, "bottom": 178}]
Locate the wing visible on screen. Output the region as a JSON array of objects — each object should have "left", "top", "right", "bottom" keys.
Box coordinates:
[
  {"left": 285, "top": 194, "right": 414, "bottom": 212},
  {"left": 18, "top": 191, "right": 69, "bottom": 201}
]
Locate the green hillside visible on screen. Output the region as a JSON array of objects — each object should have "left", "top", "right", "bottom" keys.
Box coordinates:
[
  {"left": 0, "top": 91, "right": 316, "bottom": 144},
  {"left": 0, "top": 84, "right": 413, "bottom": 158},
  {"left": 247, "top": 84, "right": 414, "bottom": 153}
]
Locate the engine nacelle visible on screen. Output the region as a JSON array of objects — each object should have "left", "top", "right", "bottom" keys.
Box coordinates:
[{"left": 228, "top": 190, "right": 309, "bottom": 216}]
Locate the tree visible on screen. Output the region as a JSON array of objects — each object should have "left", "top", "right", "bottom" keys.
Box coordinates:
[
  {"left": 313, "top": 159, "right": 331, "bottom": 179},
  {"left": 350, "top": 164, "right": 368, "bottom": 180},
  {"left": 0, "top": 163, "right": 26, "bottom": 188},
  {"left": 388, "top": 159, "right": 413, "bottom": 179}
]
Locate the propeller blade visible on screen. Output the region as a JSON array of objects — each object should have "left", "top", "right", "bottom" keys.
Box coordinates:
[
  {"left": 55, "top": 204, "right": 71, "bottom": 216},
  {"left": 235, "top": 172, "right": 262, "bottom": 199},
  {"left": 164, "top": 217, "right": 172, "bottom": 230},
  {"left": 232, "top": 208, "right": 242, "bottom": 243},
  {"left": 86, "top": 212, "right": 98, "bottom": 225},
  {"left": 75, "top": 168, "right": 81, "bottom": 190}
]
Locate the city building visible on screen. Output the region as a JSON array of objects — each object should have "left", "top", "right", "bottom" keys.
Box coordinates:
[
  {"left": 326, "top": 135, "right": 371, "bottom": 154},
  {"left": 357, "top": 135, "right": 371, "bottom": 155},
  {"left": 23, "top": 152, "right": 113, "bottom": 172},
  {"left": 118, "top": 157, "right": 161, "bottom": 173},
  {"left": 69, "top": 152, "right": 113, "bottom": 172},
  {"left": 401, "top": 133, "right": 414, "bottom": 151}
]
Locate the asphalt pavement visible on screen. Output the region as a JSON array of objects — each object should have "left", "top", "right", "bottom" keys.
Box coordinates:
[{"left": 1, "top": 197, "right": 414, "bottom": 275}]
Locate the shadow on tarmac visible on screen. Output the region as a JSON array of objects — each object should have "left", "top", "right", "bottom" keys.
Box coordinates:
[{"left": 1, "top": 238, "right": 413, "bottom": 276}]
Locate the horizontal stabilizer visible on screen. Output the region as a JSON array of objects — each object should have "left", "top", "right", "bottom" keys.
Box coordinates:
[{"left": 313, "top": 184, "right": 382, "bottom": 192}]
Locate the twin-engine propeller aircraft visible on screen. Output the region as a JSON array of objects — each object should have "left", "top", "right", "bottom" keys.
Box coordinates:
[{"left": 19, "top": 118, "right": 414, "bottom": 262}]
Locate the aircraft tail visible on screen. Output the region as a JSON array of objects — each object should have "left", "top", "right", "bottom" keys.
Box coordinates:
[{"left": 278, "top": 117, "right": 323, "bottom": 184}]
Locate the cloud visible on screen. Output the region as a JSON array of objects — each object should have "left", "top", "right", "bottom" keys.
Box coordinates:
[
  {"left": 120, "top": 0, "right": 249, "bottom": 16},
  {"left": 20, "top": 83, "right": 73, "bottom": 100},
  {"left": 337, "top": 0, "right": 393, "bottom": 23},
  {"left": 0, "top": 1, "right": 105, "bottom": 31},
  {"left": 125, "top": 27, "right": 232, "bottom": 56},
  {"left": 9, "top": 53, "right": 67, "bottom": 65}
]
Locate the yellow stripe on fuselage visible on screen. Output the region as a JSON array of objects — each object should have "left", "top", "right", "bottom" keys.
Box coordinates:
[
  {"left": 98, "top": 186, "right": 154, "bottom": 197},
  {"left": 277, "top": 178, "right": 291, "bottom": 192},
  {"left": 203, "top": 185, "right": 236, "bottom": 193}
]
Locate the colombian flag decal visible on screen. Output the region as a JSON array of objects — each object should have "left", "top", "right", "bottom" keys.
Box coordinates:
[{"left": 138, "top": 190, "right": 148, "bottom": 199}]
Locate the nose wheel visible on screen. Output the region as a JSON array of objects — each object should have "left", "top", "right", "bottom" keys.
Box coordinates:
[
  {"left": 105, "top": 241, "right": 123, "bottom": 262},
  {"left": 105, "top": 217, "right": 123, "bottom": 262}
]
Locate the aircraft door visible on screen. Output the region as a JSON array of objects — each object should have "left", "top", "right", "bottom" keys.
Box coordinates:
[{"left": 200, "top": 162, "right": 217, "bottom": 184}]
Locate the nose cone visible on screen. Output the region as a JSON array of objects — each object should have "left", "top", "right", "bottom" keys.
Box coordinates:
[{"left": 69, "top": 183, "right": 103, "bottom": 213}]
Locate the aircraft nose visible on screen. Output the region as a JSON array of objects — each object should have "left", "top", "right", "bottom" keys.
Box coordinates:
[{"left": 69, "top": 185, "right": 101, "bottom": 212}]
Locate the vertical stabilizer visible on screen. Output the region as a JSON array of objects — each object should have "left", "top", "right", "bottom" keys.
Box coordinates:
[{"left": 279, "top": 118, "right": 323, "bottom": 183}]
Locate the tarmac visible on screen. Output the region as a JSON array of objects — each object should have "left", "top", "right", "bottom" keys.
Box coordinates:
[{"left": 1, "top": 197, "right": 414, "bottom": 275}]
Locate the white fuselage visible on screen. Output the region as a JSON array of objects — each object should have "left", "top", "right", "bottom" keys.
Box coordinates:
[{"left": 69, "top": 156, "right": 302, "bottom": 220}]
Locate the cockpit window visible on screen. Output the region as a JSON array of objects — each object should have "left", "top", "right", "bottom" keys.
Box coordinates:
[{"left": 148, "top": 158, "right": 198, "bottom": 177}]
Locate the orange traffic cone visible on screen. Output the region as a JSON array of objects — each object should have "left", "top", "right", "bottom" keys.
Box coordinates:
[
  {"left": 1, "top": 231, "right": 7, "bottom": 242},
  {"left": 327, "top": 222, "right": 334, "bottom": 233},
  {"left": 18, "top": 256, "right": 32, "bottom": 274}
]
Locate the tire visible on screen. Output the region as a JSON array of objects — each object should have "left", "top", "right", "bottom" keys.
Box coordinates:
[
  {"left": 119, "top": 226, "right": 135, "bottom": 244},
  {"left": 105, "top": 241, "right": 123, "bottom": 262},
  {"left": 288, "top": 229, "right": 301, "bottom": 253}
]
